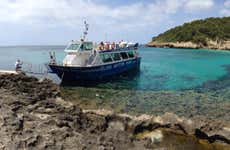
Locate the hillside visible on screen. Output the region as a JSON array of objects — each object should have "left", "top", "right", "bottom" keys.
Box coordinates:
[{"left": 148, "top": 17, "right": 230, "bottom": 50}]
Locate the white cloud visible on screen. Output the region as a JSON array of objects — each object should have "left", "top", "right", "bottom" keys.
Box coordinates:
[
  {"left": 0, "top": 0, "right": 185, "bottom": 43},
  {"left": 220, "top": 0, "right": 230, "bottom": 16},
  {"left": 220, "top": 9, "right": 230, "bottom": 16},
  {"left": 0, "top": 0, "right": 216, "bottom": 28},
  {"left": 0, "top": 0, "right": 219, "bottom": 43},
  {"left": 224, "top": 0, "right": 230, "bottom": 7},
  {"left": 184, "top": 0, "right": 214, "bottom": 12},
  {"left": 0, "top": 0, "right": 186, "bottom": 28}
]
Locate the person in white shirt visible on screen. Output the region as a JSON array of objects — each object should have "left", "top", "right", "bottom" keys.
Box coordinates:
[{"left": 15, "top": 59, "right": 23, "bottom": 72}]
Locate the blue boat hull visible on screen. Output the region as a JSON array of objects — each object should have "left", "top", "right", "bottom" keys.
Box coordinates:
[{"left": 47, "top": 57, "right": 141, "bottom": 83}]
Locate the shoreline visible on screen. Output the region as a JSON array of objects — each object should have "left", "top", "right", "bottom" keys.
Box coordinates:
[
  {"left": 146, "top": 41, "right": 230, "bottom": 51},
  {"left": 0, "top": 73, "right": 229, "bottom": 149}
]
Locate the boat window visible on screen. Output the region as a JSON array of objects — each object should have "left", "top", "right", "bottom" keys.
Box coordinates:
[
  {"left": 66, "top": 44, "right": 80, "bottom": 50},
  {"left": 100, "top": 53, "right": 113, "bottom": 63},
  {"left": 120, "top": 52, "right": 128, "bottom": 59},
  {"left": 111, "top": 53, "right": 121, "bottom": 61},
  {"left": 82, "top": 42, "right": 93, "bottom": 51},
  {"left": 127, "top": 51, "right": 134, "bottom": 58}
]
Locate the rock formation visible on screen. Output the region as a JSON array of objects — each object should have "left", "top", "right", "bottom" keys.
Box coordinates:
[
  {"left": 147, "top": 40, "right": 230, "bottom": 50},
  {"left": 0, "top": 73, "right": 229, "bottom": 149}
]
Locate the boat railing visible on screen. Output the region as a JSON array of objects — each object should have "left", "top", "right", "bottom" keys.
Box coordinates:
[
  {"left": 98, "top": 46, "right": 138, "bottom": 53},
  {"left": 22, "top": 62, "right": 48, "bottom": 75}
]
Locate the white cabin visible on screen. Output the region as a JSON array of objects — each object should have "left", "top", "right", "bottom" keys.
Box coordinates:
[
  {"left": 62, "top": 40, "right": 139, "bottom": 67},
  {"left": 63, "top": 41, "right": 96, "bottom": 67}
]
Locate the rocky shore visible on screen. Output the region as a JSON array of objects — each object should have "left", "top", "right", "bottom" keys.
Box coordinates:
[
  {"left": 147, "top": 40, "right": 230, "bottom": 50},
  {"left": 0, "top": 73, "right": 229, "bottom": 149}
]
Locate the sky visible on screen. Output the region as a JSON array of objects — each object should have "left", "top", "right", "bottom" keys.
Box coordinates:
[{"left": 0, "top": 0, "right": 229, "bottom": 45}]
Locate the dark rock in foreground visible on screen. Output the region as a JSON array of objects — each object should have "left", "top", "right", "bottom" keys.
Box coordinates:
[{"left": 0, "top": 73, "right": 229, "bottom": 150}]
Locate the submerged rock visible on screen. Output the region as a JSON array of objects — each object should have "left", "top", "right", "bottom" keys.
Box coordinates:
[{"left": 0, "top": 73, "right": 229, "bottom": 149}]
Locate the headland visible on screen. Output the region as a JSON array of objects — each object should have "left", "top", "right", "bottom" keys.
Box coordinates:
[{"left": 147, "top": 17, "right": 230, "bottom": 50}]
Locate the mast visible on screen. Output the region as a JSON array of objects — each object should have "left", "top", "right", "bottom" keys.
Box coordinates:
[{"left": 82, "top": 21, "right": 89, "bottom": 41}]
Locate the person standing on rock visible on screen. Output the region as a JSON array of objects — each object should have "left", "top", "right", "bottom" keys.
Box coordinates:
[{"left": 15, "top": 59, "right": 23, "bottom": 72}]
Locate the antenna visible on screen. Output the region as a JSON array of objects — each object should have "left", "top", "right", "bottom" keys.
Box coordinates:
[{"left": 82, "top": 21, "right": 89, "bottom": 41}]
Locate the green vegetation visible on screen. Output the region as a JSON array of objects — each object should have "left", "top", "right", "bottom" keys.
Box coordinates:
[{"left": 152, "top": 17, "right": 230, "bottom": 46}]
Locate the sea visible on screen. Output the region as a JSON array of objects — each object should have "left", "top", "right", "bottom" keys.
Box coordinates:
[{"left": 0, "top": 46, "right": 230, "bottom": 121}]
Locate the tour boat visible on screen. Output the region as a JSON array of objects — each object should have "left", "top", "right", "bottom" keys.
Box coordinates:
[{"left": 46, "top": 22, "right": 141, "bottom": 83}]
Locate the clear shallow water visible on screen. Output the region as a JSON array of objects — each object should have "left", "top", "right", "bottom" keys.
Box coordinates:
[
  {"left": 0, "top": 46, "right": 230, "bottom": 120},
  {"left": 1, "top": 46, "right": 230, "bottom": 90}
]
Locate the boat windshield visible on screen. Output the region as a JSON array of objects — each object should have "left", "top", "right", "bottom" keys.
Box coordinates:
[
  {"left": 66, "top": 44, "right": 81, "bottom": 50},
  {"left": 82, "top": 42, "right": 93, "bottom": 51}
]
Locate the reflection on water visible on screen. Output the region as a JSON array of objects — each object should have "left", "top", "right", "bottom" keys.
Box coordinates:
[{"left": 60, "top": 69, "right": 141, "bottom": 88}]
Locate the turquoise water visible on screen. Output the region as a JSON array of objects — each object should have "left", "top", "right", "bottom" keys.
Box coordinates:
[
  {"left": 138, "top": 47, "right": 230, "bottom": 90},
  {"left": 1, "top": 46, "right": 230, "bottom": 90},
  {"left": 1, "top": 46, "right": 230, "bottom": 120}
]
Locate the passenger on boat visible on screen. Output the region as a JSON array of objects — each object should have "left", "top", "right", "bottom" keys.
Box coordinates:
[
  {"left": 98, "top": 41, "right": 104, "bottom": 50},
  {"left": 15, "top": 59, "right": 23, "bottom": 72},
  {"left": 119, "top": 41, "right": 127, "bottom": 48},
  {"left": 104, "top": 42, "right": 110, "bottom": 50},
  {"left": 111, "top": 42, "right": 116, "bottom": 50}
]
